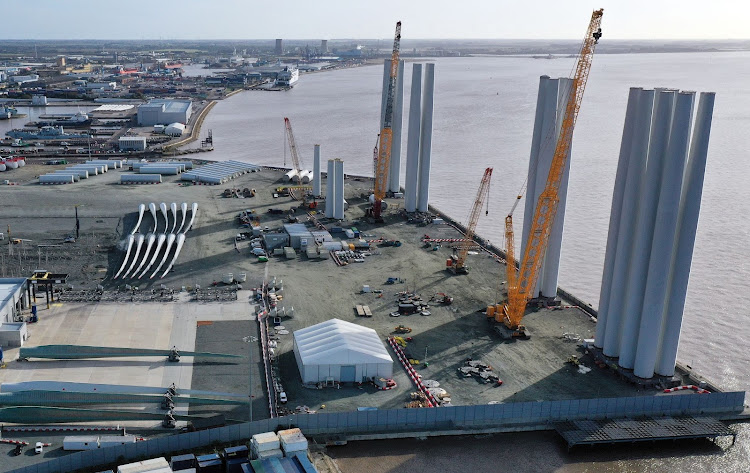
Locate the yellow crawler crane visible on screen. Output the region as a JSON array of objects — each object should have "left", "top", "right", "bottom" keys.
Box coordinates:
[
  {"left": 370, "top": 21, "right": 402, "bottom": 221},
  {"left": 493, "top": 9, "right": 604, "bottom": 338},
  {"left": 448, "top": 167, "right": 493, "bottom": 274}
]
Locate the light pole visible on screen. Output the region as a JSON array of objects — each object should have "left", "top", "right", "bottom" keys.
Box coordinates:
[
  {"left": 243, "top": 335, "right": 258, "bottom": 423},
  {"left": 424, "top": 345, "right": 429, "bottom": 367}
]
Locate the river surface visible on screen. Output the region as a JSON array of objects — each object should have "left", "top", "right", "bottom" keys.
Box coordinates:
[{"left": 188, "top": 53, "right": 750, "bottom": 471}]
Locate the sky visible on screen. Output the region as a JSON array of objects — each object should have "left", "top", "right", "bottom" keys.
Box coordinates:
[{"left": 2, "top": 0, "right": 748, "bottom": 40}]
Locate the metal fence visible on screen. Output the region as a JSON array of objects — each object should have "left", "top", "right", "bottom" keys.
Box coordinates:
[{"left": 9, "top": 391, "right": 745, "bottom": 473}]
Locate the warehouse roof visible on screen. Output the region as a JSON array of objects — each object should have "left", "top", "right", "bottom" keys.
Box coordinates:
[
  {"left": 139, "top": 99, "right": 191, "bottom": 113},
  {"left": 0, "top": 278, "right": 25, "bottom": 310},
  {"left": 294, "top": 319, "right": 392, "bottom": 365}
]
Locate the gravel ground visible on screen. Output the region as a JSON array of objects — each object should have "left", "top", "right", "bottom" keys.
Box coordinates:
[{"left": 0, "top": 164, "right": 672, "bottom": 414}]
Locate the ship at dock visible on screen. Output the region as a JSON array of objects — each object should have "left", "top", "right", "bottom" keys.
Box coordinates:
[
  {"left": 275, "top": 66, "right": 299, "bottom": 87},
  {"left": 32, "top": 111, "right": 91, "bottom": 127},
  {"left": 0, "top": 105, "right": 27, "bottom": 120},
  {"left": 6, "top": 125, "right": 89, "bottom": 140}
]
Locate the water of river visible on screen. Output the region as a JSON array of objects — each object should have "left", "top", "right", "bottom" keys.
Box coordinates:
[{"left": 187, "top": 53, "right": 750, "bottom": 471}]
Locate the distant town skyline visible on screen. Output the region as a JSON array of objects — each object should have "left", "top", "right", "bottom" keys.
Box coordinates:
[{"left": 2, "top": 0, "right": 747, "bottom": 40}]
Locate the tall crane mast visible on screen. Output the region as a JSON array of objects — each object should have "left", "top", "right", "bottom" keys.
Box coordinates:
[
  {"left": 370, "top": 21, "right": 402, "bottom": 221},
  {"left": 283, "top": 117, "right": 302, "bottom": 182},
  {"left": 496, "top": 9, "right": 604, "bottom": 335},
  {"left": 372, "top": 134, "right": 380, "bottom": 193},
  {"left": 449, "top": 167, "right": 492, "bottom": 274}
]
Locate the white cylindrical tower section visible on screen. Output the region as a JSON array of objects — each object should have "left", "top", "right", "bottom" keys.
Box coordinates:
[
  {"left": 521, "top": 76, "right": 550, "bottom": 268},
  {"left": 602, "top": 89, "right": 655, "bottom": 359},
  {"left": 616, "top": 89, "right": 676, "bottom": 365},
  {"left": 417, "top": 63, "right": 435, "bottom": 213},
  {"left": 655, "top": 92, "right": 715, "bottom": 376},
  {"left": 389, "top": 60, "right": 405, "bottom": 193},
  {"left": 524, "top": 78, "right": 559, "bottom": 297},
  {"left": 595, "top": 87, "right": 642, "bottom": 348},
  {"left": 539, "top": 77, "right": 574, "bottom": 298},
  {"left": 325, "top": 159, "right": 335, "bottom": 218},
  {"left": 633, "top": 91, "right": 695, "bottom": 379},
  {"left": 333, "top": 159, "right": 345, "bottom": 220},
  {"left": 285, "top": 169, "right": 298, "bottom": 182},
  {"left": 313, "top": 144, "right": 321, "bottom": 197},
  {"left": 404, "top": 64, "right": 423, "bottom": 213}
]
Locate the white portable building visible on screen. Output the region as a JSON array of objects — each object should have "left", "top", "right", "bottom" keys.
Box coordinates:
[
  {"left": 293, "top": 318, "right": 393, "bottom": 383},
  {"left": 63, "top": 436, "right": 99, "bottom": 451},
  {"left": 164, "top": 122, "right": 186, "bottom": 136},
  {"left": 98, "top": 435, "right": 136, "bottom": 447}
]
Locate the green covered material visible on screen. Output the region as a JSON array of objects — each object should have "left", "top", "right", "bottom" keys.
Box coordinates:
[{"left": 19, "top": 344, "right": 242, "bottom": 360}]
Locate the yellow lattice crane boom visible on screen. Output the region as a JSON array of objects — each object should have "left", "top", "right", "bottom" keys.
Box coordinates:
[
  {"left": 496, "top": 9, "right": 604, "bottom": 334},
  {"left": 371, "top": 21, "right": 402, "bottom": 221},
  {"left": 284, "top": 117, "right": 302, "bottom": 181},
  {"left": 449, "top": 167, "right": 493, "bottom": 274},
  {"left": 504, "top": 195, "right": 523, "bottom": 293}
]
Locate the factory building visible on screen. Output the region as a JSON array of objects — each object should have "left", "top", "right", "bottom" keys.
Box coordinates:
[
  {"left": 293, "top": 319, "right": 393, "bottom": 384},
  {"left": 137, "top": 99, "right": 192, "bottom": 126},
  {"left": 118, "top": 136, "right": 147, "bottom": 151},
  {"left": 320, "top": 40, "right": 328, "bottom": 53},
  {"left": 10, "top": 74, "right": 39, "bottom": 84},
  {"left": 85, "top": 82, "right": 117, "bottom": 90}
]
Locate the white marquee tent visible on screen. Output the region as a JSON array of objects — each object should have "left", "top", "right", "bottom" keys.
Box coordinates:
[{"left": 293, "top": 318, "right": 393, "bottom": 384}]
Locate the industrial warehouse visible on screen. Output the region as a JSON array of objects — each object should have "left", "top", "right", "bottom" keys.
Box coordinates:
[{"left": 0, "top": 10, "right": 746, "bottom": 473}]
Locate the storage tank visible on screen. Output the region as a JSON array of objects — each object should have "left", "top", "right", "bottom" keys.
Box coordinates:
[
  {"left": 121, "top": 174, "right": 162, "bottom": 184},
  {"left": 39, "top": 174, "right": 74, "bottom": 184},
  {"left": 4, "top": 158, "right": 18, "bottom": 169},
  {"left": 16, "top": 157, "right": 25, "bottom": 167},
  {"left": 0, "top": 162, "right": 6, "bottom": 172}
]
